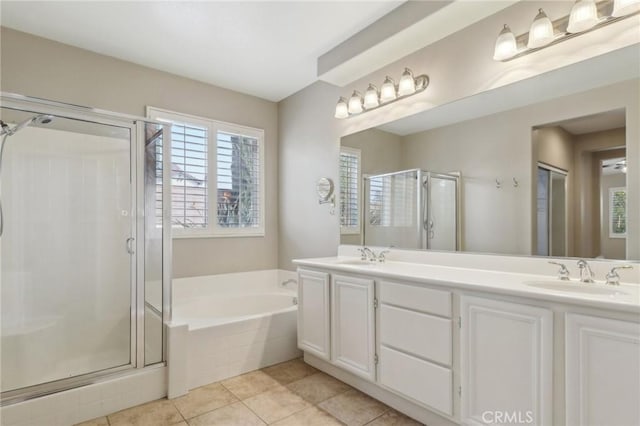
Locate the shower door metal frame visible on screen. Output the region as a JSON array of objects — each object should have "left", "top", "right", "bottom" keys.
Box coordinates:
[
  {"left": 0, "top": 92, "right": 172, "bottom": 405},
  {"left": 422, "top": 171, "right": 462, "bottom": 251}
]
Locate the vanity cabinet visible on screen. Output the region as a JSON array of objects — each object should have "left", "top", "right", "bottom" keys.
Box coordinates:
[
  {"left": 460, "top": 296, "right": 553, "bottom": 426},
  {"left": 378, "top": 280, "right": 454, "bottom": 416},
  {"left": 565, "top": 313, "right": 640, "bottom": 426},
  {"left": 297, "top": 269, "right": 331, "bottom": 360},
  {"left": 331, "top": 274, "right": 376, "bottom": 380}
]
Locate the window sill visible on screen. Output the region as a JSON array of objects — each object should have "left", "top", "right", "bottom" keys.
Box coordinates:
[{"left": 172, "top": 230, "right": 265, "bottom": 239}]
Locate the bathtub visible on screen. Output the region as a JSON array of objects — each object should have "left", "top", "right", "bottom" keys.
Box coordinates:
[{"left": 169, "top": 269, "right": 301, "bottom": 391}]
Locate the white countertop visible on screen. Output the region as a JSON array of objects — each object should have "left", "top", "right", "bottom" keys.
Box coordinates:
[{"left": 293, "top": 256, "right": 640, "bottom": 314}]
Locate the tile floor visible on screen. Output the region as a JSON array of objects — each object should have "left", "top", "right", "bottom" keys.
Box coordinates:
[{"left": 76, "top": 358, "right": 424, "bottom": 426}]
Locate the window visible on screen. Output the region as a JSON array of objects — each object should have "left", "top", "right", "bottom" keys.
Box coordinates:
[
  {"left": 339, "top": 147, "right": 360, "bottom": 234},
  {"left": 147, "top": 107, "right": 264, "bottom": 237},
  {"left": 609, "top": 187, "right": 627, "bottom": 238}
]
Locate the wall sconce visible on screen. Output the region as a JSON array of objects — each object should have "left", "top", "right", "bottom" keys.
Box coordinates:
[
  {"left": 334, "top": 68, "right": 429, "bottom": 119},
  {"left": 493, "top": 0, "right": 640, "bottom": 62}
]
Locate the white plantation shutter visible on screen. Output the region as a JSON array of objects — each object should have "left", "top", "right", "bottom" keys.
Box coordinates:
[
  {"left": 147, "top": 107, "right": 264, "bottom": 237},
  {"left": 170, "top": 122, "right": 208, "bottom": 228},
  {"left": 340, "top": 148, "right": 360, "bottom": 233},
  {"left": 216, "top": 131, "right": 261, "bottom": 228},
  {"left": 609, "top": 187, "right": 627, "bottom": 238}
]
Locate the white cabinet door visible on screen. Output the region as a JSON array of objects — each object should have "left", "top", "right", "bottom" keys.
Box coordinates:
[
  {"left": 461, "top": 296, "right": 553, "bottom": 426},
  {"left": 297, "top": 269, "right": 330, "bottom": 360},
  {"left": 331, "top": 274, "right": 376, "bottom": 380},
  {"left": 566, "top": 313, "right": 640, "bottom": 426}
]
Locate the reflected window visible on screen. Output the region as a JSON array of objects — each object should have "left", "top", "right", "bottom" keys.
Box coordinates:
[
  {"left": 340, "top": 147, "right": 360, "bottom": 234},
  {"left": 609, "top": 187, "right": 627, "bottom": 238}
]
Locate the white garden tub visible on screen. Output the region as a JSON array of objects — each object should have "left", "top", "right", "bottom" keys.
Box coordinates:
[{"left": 170, "top": 269, "right": 301, "bottom": 390}]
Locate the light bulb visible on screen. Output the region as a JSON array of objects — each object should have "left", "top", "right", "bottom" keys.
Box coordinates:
[
  {"left": 612, "top": 0, "right": 640, "bottom": 17},
  {"left": 363, "top": 84, "right": 379, "bottom": 109},
  {"left": 334, "top": 97, "right": 348, "bottom": 119},
  {"left": 347, "top": 91, "right": 363, "bottom": 114},
  {"left": 380, "top": 77, "right": 397, "bottom": 103},
  {"left": 397, "top": 68, "right": 416, "bottom": 96},
  {"left": 493, "top": 24, "right": 518, "bottom": 61},
  {"left": 527, "top": 8, "right": 555, "bottom": 49},
  {"left": 567, "top": 0, "right": 599, "bottom": 33}
]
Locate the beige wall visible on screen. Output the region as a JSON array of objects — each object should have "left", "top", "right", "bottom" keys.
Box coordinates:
[
  {"left": 573, "top": 128, "right": 626, "bottom": 258},
  {"left": 278, "top": 1, "right": 640, "bottom": 270},
  {"left": 1, "top": 28, "right": 279, "bottom": 278}
]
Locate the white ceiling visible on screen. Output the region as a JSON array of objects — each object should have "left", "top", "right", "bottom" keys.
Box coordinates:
[{"left": 0, "top": 1, "right": 403, "bottom": 102}]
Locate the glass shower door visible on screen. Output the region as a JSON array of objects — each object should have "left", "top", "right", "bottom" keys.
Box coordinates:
[{"left": 0, "top": 111, "right": 134, "bottom": 393}]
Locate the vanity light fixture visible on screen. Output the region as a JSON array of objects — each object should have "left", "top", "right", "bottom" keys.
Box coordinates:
[
  {"left": 493, "top": 0, "right": 640, "bottom": 61},
  {"left": 398, "top": 68, "right": 417, "bottom": 96},
  {"left": 334, "top": 69, "right": 429, "bottom": 119},
  {"left": 567, "top": 0, "right": 600, "bottom": 33},
  {"left": 363, "top": 84, "right": 380, "bottom": 109},
  {"left": 348, "top": 91, "right": 363, "bottom": 114},
  {"left": 334, "top": 97, "right": 349, "bottom": 119},
  {"left": 380, "top": 76, "right": 397, "bottom": 103},
  {"left": 527, "top": 8, "right": 556, "bottom": 48}
]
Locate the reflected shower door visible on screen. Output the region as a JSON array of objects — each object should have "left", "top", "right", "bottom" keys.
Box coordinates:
[
  {"left": 364, "top": 170, "right": 420, "bottom": 249},
  {"left": 427, "top": 174, "right": 458, "bottom": 251},
  {"left": 0, "top": 113, "right": 133, "bottom": 392}
]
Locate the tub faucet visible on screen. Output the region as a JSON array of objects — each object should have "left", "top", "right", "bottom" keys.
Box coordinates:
[
  {"left": 577, "top": 259, "right": 595, "bottom": 283},
  {"left": 281, "top": 279, "right": 297, "bottom": 288}
]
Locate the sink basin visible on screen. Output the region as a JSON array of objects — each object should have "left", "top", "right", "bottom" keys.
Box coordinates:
[
  {"left": 524, "top": 281, "right": 629, "bottom": 296},
  {"left": 335, "top": 259, "right": 376, "bottom": 266}
]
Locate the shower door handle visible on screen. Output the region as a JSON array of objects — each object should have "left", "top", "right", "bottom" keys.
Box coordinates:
[{"left": 126, "top": 237, "right": 135, "bottom": 255}]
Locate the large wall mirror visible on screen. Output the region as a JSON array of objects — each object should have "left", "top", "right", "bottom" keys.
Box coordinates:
[{"left": 338, "top": 49, "right": 638, "bottom": 262}]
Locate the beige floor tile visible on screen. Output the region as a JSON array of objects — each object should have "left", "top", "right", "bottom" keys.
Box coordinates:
[
  {"left": 188, "top": 402, "right": 266, "bottom": 426},
  {"left": 272, "top": 406, "right": 345, "bottom": 426},
  {"left": 319, "top": 389, "right": 389, "bottom": 426},
  {"left": 365, "top": 410, "right": 424, "bottom": 426},
  {"left": 221, "top": 370, "right": 280, "bottom": 400},
  {"left": 173, "top": 382, "right": 238, "bottom": 419},
  {"left": 261, "top": 358, "right": 318, "bottom": 385},
  {"left": 286, "top": 372, "right": 352, "bottom": 404},
  {"left": 243, "top": 385, "right": 312, "bottom": 424},
  {"left": 108, "top": 398, "right": 184, "bottom": 426},
  {"left": 74, "top": 417, "right": 109, "bottom": 426}
]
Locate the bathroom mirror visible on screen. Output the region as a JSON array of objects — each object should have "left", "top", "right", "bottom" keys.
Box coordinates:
[
  {"left": 339, "top": 67, "right": 638, "bottom": 261},
  {"left": 317, "top": 177, "right": 334, "bottom": 202}
]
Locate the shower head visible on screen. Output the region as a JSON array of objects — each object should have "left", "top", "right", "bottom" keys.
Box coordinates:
[{"left": 0, "top": 114, "right": 54, "bottom": 136}]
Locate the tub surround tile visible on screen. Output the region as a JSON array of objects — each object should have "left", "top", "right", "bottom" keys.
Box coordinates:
[
  {"left": 319, "top": 389, "right": 390, "bottom": 426},
  {"left": 221, "top": 371, "right": 280, "bottom": 400},
  {"left": 188, "top": 402, "right": 266, "bottom": 426},
  {"left": 286, "top": 372, "right": 352, "bottom": 404},
  {"left": 173, "top": 382, "right": 237, "bottom": 419},
  {"left": 243, "top": 385, "right": 312, "bottom": 424},
  {"left": 272, "top": 406, "right": 346, "bottom": 425},
  {"left": 107, "top": 399, "right": 184, "bottom": 426},
  {"left": 262, "top": 358, "right": 318, "bottom": 385},
  {"left": 365, "top": 410, "right": 424, "bottom": 426},
  {"left": 74, "top": 417, "right": 109, "bottom": 426}
]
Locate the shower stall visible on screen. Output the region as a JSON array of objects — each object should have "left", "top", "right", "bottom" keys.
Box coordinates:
[
  {"left": 364, "top": 169, "right": 460, "bottom": 250},
  {"left": 0, "top": 93, "right": 171, "bottom": 405}
]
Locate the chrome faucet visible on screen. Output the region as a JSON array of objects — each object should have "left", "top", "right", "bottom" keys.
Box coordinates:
[
  {"left": 357, "top": 247, "right": 391, "bottom": 263},
  {"left": 377, "top": 249, "right": 391, "bottom": 263},
  {"left": 548, "top": 261, "right": 570, "bottom": 281},
  {"left": 577, "top": 259, "right": 595, "bottom": 283},
  {"left": 358, "top": 247, "right": 377, "bottom": 262},
  {"left": 605, "top": 265, "right": 633, "bottom": 286}
]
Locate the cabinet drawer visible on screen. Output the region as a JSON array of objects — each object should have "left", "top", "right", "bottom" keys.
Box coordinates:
[
  {"left": 379, "top": 281, "right": 451, "bottom": 317},
  {"left": 380, "top": 304, "right": 452, "bottom": 366},
  {"left": 379, "top": 345, "right": 453, "bottom": 416}
]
